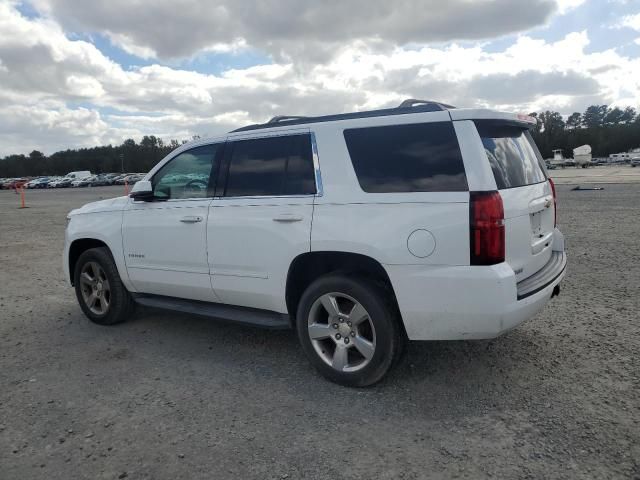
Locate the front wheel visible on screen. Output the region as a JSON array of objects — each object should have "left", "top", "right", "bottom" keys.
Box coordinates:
[
  {"left": 74, "top": 247, "right": 135, "bottom": 325},
  {"left": 296, "top": 274, "right": 403, "bottom": 387}
]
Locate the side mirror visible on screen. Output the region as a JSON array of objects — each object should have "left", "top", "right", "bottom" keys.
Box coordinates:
[{"left": 129, "top": 180, "right": 154, "bottom": 201}]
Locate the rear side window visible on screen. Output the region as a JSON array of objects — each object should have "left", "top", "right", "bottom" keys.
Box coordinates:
[
  {"left": 343, "top": 122, "right": 468, "bottom": 193},
  {"left": 224, "top": 134, "right": 316, "bottom": 197},
  {"left": 475, "top": 122, "right": 547, "bottom": 189}
]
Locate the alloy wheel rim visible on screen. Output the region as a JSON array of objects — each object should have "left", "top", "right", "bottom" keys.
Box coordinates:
[
  {"left": 79, "top": 261, "right": 111, "bottom": 315},
  {"left": 307, "top": 292, "right": 376, "bottom": 373}
]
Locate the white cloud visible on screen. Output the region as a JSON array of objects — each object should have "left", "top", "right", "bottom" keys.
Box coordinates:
[
  {"left": 555, "top": 0, "right": 587, "bottom": 14},
  {"left": 619, "top": 13, "right": 640, "bottom": 31},
  {"left": 32, "top": 0, "right": 558, "bottom": 60},
  {"left": 0, "top": 1, "right": 639, "bottom": 156}
]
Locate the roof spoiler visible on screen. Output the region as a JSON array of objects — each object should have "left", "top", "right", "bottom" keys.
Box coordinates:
[{"left": 449, "top": 109, "right": 538, "bottom": 128}]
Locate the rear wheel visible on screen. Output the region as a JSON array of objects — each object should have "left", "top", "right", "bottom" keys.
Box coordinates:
[
  {"left": 74, "top": 247, "right": 134, "bottom": 325},
  {"left": 296, "top": 274, "right": 403, "bottom": 387}
]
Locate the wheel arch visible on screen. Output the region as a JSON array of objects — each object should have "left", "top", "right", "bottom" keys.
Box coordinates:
[
  {"left": 68, "top": 238, "right": 112, "bottom": 286},
  {"left": 285, "top": 251, "right": 404, "bottom": 329}
]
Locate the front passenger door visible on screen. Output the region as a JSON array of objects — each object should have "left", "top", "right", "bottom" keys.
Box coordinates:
[{"left": 123, "top": 143, "right": 222, "bottom": 302}]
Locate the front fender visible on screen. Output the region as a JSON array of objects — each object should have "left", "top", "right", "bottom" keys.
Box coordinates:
[{"left": 63, "top": 210, "right": 136, "bottom": 292}]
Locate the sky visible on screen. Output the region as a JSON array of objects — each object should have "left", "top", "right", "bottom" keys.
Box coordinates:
[{"left": 0, "top": 0, "right": 639, "bottom": 156}]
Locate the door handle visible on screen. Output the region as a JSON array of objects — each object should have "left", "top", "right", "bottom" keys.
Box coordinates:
[
  {"left": 273, "top": 214, "right": 303, "bottom": 223},
  {"left": 180, "top": 215, "right": 203, "bottom": 223}
]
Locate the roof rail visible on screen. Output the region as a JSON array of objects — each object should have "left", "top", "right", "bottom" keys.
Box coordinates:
[
  {"left": 267, "top": 115, "right": 309, "bottom": 124},
  {"left": 397, "top": 98, "right": 455, "bottom": 110},
  {"left": 230, "top": 99, "right": 455, "bottom": 133}
]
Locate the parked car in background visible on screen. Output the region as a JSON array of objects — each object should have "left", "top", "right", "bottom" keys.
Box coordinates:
[
  {"left": 114, "top": 174, "right": 135, "bottom": 185},
  {"left": 64, "top": 99, "right": 566, "bottom": 386},
  {"left": 90, "top": 175, "right": 104, "bottom": 186},
  {"left": 46, "top": 176, "right": 65, "bottom": 187},
  {"left": 25, "top": 177, "right": 47, "bottom": 188},
  {"left": 71, "top": 176, "right": 92, "bottom": 187},
  {"left": 34, "top": 177, "right": 56, "bottom": 188},
  {"left": 49, "top": 177, "right": 73, "bottom": 188},
  {"left": 114, "top": 173, "right": 144, "bottom": 185},
  {"left": 103, "top": 173, "right": 121, "bottom": 185},
  {"left": 2, "top": 178, "right": 28, "bottom": 189},
  {"left": 631, "top": 157, "right": 640, "bottom": 167}
]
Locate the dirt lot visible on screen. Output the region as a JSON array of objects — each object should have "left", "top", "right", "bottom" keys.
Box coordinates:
[
  {"left": 550, "top": 165, "right": 640, "bottom": 185},
  {"left": 1, "top": 185, "right": 638, "bottom": 479}
]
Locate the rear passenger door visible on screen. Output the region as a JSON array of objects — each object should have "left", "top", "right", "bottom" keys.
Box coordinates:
[{"left": 207, "top": 131, "right": 318, "bottom": 313}]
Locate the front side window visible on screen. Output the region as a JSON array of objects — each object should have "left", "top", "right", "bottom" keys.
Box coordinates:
[
  {"left": 224, "top": 134, "right": 316, "bottom": 197},
  {"left": 152, "top": 144, "right": 219, "bottom": 200},
  {"left": 344, "top": 122, "right": 468, "bottom": 193}
]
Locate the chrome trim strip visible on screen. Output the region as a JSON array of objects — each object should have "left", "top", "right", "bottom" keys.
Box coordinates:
[
  {"left": 212, "top": 195, "right": 315, "bottom": 201},
  {"left": 310, "top": 131, "right": 324, "bottom": 197},
  {"left": 227, "top": 127, "right": 310, "bottom": 140}
]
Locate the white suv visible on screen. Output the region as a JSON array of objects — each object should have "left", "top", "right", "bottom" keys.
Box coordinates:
[{"left": 64, "top": 99, "right": 566, "bottom": 386}]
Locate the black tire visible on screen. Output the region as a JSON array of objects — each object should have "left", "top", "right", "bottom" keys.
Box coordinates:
[
  {"left": 296, "top": 274, "right": 403, "bottom": 387},
  {"left": 74, "top": 247, "right": 135, "bottom": 325}
]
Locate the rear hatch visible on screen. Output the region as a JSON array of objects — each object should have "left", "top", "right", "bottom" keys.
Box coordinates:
[{"left": 475, "top": 121, "right": 554, "bottom": 283}]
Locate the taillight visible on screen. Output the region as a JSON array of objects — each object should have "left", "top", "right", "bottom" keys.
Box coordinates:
[
  {"left": 470, "top": 191, "right": 505, "bottom": 265},
  {"left": 548, "top": 178, "right": 557, "bottom": 227}
]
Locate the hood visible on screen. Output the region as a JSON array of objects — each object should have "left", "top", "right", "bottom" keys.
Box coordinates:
[{"left": 68, "top": 196, "right": 129, "bottom": 216}]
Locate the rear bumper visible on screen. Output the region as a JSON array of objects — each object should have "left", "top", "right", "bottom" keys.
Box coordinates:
[
  {"left": 517, "top": 251, "right": 566, "bottom": 300},
  {"left": 386, "top": 230, "right": 566, "bottom": 341}
]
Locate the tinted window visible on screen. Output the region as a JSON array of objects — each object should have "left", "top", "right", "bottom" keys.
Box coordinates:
[
  {"left": 475, "top": 122, "right": 547, "bottom": 189},
  {"left": 343, "top": 122, "right": 468, "bottom": 193},
  {"left": 152, "top": 144, "right": 218, "bottom": 199},
  {"left": 224, "top": 134, "right": 316, "bottom": 197}
]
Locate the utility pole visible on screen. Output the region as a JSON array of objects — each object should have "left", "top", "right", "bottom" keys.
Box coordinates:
[{"left": 119, "top": 153, "right": 124, "bottom": 173}]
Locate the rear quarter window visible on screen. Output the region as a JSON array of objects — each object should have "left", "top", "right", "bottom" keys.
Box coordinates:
[
  {"left": 343, "top": 122, "right": 468, "bottom": 193},
  {"left": 475, "top": 122, "right": 547, "bottom": 189}
]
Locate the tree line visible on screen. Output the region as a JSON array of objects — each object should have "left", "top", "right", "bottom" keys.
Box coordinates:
[
  {"left": 0, "top": 135, "right": 192, "bottom": 178},
  {"left": 529, "top": 105, "right": 640, "bottom": 159},
  {"left": 2, "top": 105, "right": 640, "bottom": 178}
]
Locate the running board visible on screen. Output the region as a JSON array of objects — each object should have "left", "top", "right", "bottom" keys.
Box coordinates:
[{"left": 132, "top": 294, "right": 291, "bottom": 330}]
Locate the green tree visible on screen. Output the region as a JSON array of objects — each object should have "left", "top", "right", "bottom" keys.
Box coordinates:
[
  {"left": 582, "top": 105, "right": 608, "bottom": 128},
  {"left": 539, "top": 111, "right": 565, "bottom": 135},
  {"left": 604, "top": 107, "right": 625, "bottom": 125},
  {"left": 566, "top": 112, "right": 581, "bottom": 129},
  {"left": 621, "top": 107, "right": 636, "bottom": 124}
]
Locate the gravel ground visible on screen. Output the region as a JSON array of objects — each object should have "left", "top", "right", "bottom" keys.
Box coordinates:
[
  {"left": 550, "top": 165, "right": 640, "bottom": 185},
  {"left": 0, "top": 185, "right": 638, "bottom": 480}
]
